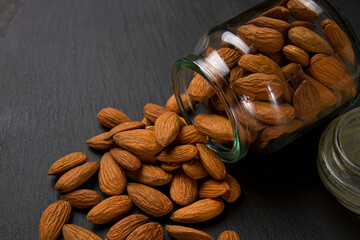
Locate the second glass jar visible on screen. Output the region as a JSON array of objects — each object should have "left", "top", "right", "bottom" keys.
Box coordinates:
[{"left": 172, "top": 0, "right": 360, "bottom": 162}]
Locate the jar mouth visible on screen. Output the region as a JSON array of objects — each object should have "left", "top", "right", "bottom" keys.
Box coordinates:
[
  {"left": 172, "top": 56, "right": 248, "bottom": 163},
  {"left": 334, "top": 107, "right": 360, "bottom": 174}
]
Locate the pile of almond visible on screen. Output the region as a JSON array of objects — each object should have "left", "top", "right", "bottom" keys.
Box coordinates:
[
  {"left": 39, "top": 104, "right": 241, "bottom": 239},
  {"left": 183, "top": 0, "right": 356, "bottom": 149}
]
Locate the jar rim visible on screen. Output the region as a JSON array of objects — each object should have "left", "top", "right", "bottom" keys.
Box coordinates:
[{"left": 334, "top": 107, "right": 360, "bottom": 174}]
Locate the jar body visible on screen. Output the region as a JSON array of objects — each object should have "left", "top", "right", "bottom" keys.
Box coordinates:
[{"left": 172, "top": 0, "right": 360, "bottom": 162}]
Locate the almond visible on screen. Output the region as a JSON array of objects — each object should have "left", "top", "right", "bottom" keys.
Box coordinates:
[
  {"left": 251, "top": 101, "right": 295, "bottom": 125},
  {"left": 125, "top": 222, "right": 163, "bottom": 240},
  {"left": 170, "top": 169, "right": 198, "bottom": 206},
  {"left": 281, "top": 63, "right": 304, "bottom": 90},
  {"left": 173, "top": 125, "right": 208, "bottom": 145},
  {"left": 127, "top": 164, "right": 173, "bottom": 186},
  {"left": 182, "top": 159, "right": 208, "bottom": 180},
  {"left": 87, "top": 195, "right": 132, "bottom": 224},
  {"left": 321, "top": 19, "right": 354, "bottom": 65},
  {"left": 229, "top": 66, "right": 247, "bottom": 83},
  {"left": 160, "top": 162, "right": 181, "bottom": 171},
  {"left": 260, "top": 119, "right": 304, "bottom": 142},
  {"left": 187, "top": 73, "right": 216, "bottom": 102},
  {"left": 290, "top": 21, "right": 316, "bottom": 30},
  {"left": 86, "top": 132, "right": 115, "bottom": 150},
  {"left": 166, "top": 93, "right": 193, "bottom": 114},
  {"left": 218, "top": 230, "right": 240, "bottom": 240},
  {"left": 170, "top": 198, "right": 225, "bottom": 223},
  {"left": 222, "top": 173, "right": 241, "bottom": 203},
  {"left": 113, "top": 129, "right": 163, "bottom": 155},
  {"left": 127, "top": 183, "right": 173, "bottom": 217},
  {"left": 154, "top": 111, "right": 182, "bottom": 147},
  {"left": 99, "top": 152, "right": 126, "bottom": 196},
  {"left": 55, "top": 162, "right": 99, "bottom": 193},
  {"left": 166, "top": 225, "right": 214, "bottom": 240},
  {"left": 248, "top": 16, "right": 292, "bottom": 37},
  {"left": 199, "top": 179, "right": 230, "bottom": 198},
  {"left": 38, "top": 200, "right": 71, "bottom": 240},
  {"left": 143, "top": 103, "right": 170, "bottom": 123},
  {"left": 287, "top": 0, "right": 319, "bottom": 21},
  {"left": 141, "top": 117, "right": 152, "bottom": 126},
  {"left": 237, "top": 25, "right": 284, "bottom": 53},
  {"left": 309, "top": 54, "right": 353, "bottom": 93},
  {"left": 282, "top": 45, "right": 310, "bottom": 66},
  {"left": 194, "top": 113, "right": 233, "bottom": 143},
  {"left": 307, "top": 75, "right": 338, "bottom": 109},
  {"left": 210, "top": 95, "right": 225, "bottom": 112},
  {"left": 60, "top": 189, "right": 101, "bottom": 209},
  {"left": 263, "top": 51, "right": 288, "bottom": 67},
  {"left": 110, "top": 148, "right": 142, "bottom": 171},
  {"left": 288, "top": 27, "right": 332, "bottom": 54},
  {"left": 232, "top": 73, "right": 284, "bottom": 101},
  {"left": 262, "top": 6, "right": 290, "bottom": 21},
  {"left": 238, "top": 54, "right": 286, "bottom": 82},
  {"left": 235, "top": 104, "right": 267, "bottom": 132},
  {"left": 48, "top": 152, "right": 87, "bottom": 175},
  {"left": 106, "top": 121, "right": 146, "bottom": 139},
  {"left": 196, "top": 144, "right": 226, "bottom": 180},
  {"left": 293, "top": 79, "right": 321, "bottom": 122},
  {"left": 217, "top": 47, "right": 242, "bottom": 67},
  {"left": 156, "top": 144, "right": 198, "bottom": 163},
  {"left": 134, "top": 152, "right": 158, "bottom": 164},
  {"left": 97, "top": 107, "right": 131, "bottom": 129},
  {"left": 106, "top": 214, "right": 149, "bottom": 240},
  {"left": 62, "top": 224, "right": 102, "bottom": 240}
]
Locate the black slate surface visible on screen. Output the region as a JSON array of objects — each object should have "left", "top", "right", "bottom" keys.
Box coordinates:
[{"left": 0, "top": 0, "right": 360, "bottom": 239}]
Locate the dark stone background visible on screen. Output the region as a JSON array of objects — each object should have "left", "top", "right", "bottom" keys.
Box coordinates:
[{"left": 0, "top": 0, "right": 359, "bottom": 239}]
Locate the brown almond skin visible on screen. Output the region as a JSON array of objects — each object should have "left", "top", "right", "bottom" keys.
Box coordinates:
[
  {"left": 199, "top": 179, "right": 230, "bottom": 198},
  {"left": 126, "top": 164, "right": 173, "bottom": 186},
  {"left": 290, "top": 21, "right": 316, "bottom": 31},
  {"left": 196, "top": 144, "right": 226, "bottom": 180},
  {"left": 248, "top": 16, "right": 292, "bottom": 37},
  {"left": 87, "top": 195, "right": 132, "bottom": 224},
  {"left": 187, "top": 73, "right": 215, "bottom": 102},
  {"left": 287, "top": 0, "right": 319, "bottom": 21},
  {"left": 321, "top": 19, "right": 354, "bottom": 65},
  {"left": 160, "top": 162, "right": 181, "bottom": 172},
  {"left": 237, "top": 25, "right": 284, "bottom": 53},
  {"left": 143, "top": 103, "right": 170, "bottom": 123},
  {"left": 106, "top": 121, "right": 145, "bottom": 139},
  {"left": 127, "top": 183, "right": 173, "bottom": 217},
  {"left": 217, "top": 47, "right": 241, "bottom": 67},
  {"left": 62, "top": 224, "right": 102, "bottom": 240},
  {"left": 48, "top": 152, "right": 87, "bottom": 175},
  {"left": 238, "top": 54, "right": 286, "bottom": 82},
  {"left": 251, "top": 101, "right": 295, "bottom": 125},
  {"left": 156, "top": 145, "right": 198, "bottom": 163},
  {"left": 60, "top": 189, "right": 101, "bottom": 209},
  {"left": 170, "top": 169, "right": 198, "bottom": 206},
  {"left": 288, "top": 27, "right": 332, "bottom": 54},
  {"left": 171, "top": 198, "right": 225, "bottom": 223},
  {"left": 99, "top": 152, "right": 127, "bottom": 196},
  {"left": 182, "top": 159, "right": 208, "bottom": 180},
  {"left": 106, "top": 214, "right": 149, "bottom": 240},
  {"left": 154, "top": 111, "right": 182, "bottom": 147},
  {"left": 260, "top": 120, "right": 303, "bottom": 142},
  {"left": 281, "top": 63, "right": 304, "bottom": 90},
  {"left": 282, "top": 45, "right": 310, "bottom": 66},
  {"left": 110, "top": 148, "right": 142, "bottom": 171},
  {"left": 38, "top": 200, "right": 71, "bottom": 240},
  {"left": 166, "top": 225, "right": 214, "bottom": 240},
  {"left": 222, "top": 174, "right": 241, "bottom": 203},
  {"left": 97, "top": 107, "right": 131, "bottom": 129},
  {"left": 229, "top": 66, "right": 247, "bottom": 83},
  {"left": 86, "top": 132, "right": 115, "bottom": 150},
  {"left": 262, "top": 6, "right": 289, "bottom": 21},
  {"left": 194, "top": 113, "right": 233, "bottom": 143},
  {"left": 125, "top": 222, "right": 164, "bottom": 240},
  {"left": 173, "top": 125, "right": 208, "bottom": 145},
  {"left": 113, "top": 129, "right": 163, "bottom": 156},
  {"left": 293, "top": 79, "right": 321, "bottom": 122},
  {"left": 218, "top": 230, "right": 240, "bottom": 240},
  {"left": 55, "top": 162, "right": 99, "bottom": 193},
  {"left": 307, "top": 75, "right": 338, "bottom": 109},
  {"left": 166, "top": 93, "right": 193, "bottom": 114}
]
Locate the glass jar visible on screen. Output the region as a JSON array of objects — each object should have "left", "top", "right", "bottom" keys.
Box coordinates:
[
  {"left": 172, "top": 0, "right": 360, "bottom": 162},
  {"left": 317, "top": 107, "right": 360, "bottom": 214}
]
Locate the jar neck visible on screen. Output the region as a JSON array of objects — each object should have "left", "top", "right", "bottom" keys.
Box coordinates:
[
  {"left": 333, "top": 107, "right": 360, "bottom": 176},
  {"left": 172, "top": 55, "right": 249, "bottom": 163}
]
